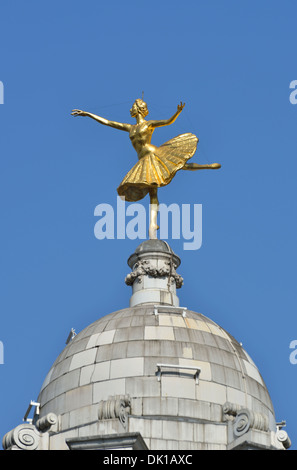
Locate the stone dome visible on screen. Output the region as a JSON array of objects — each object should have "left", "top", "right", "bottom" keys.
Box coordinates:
[
  {"left": 133, "top": 239, "right": 177, "bottom": 256},
  {"left": 3, "top": 241, "right": 290, "bottom": 450},
  {"left": 36, "top": 305, "right": 277, "bottom": 450}
]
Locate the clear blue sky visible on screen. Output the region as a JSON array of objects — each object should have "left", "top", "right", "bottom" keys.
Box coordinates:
[{"left": 0, "top": 0, "right": 296, "bottom": 449}]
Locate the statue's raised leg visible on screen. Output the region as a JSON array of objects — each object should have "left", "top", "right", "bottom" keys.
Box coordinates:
[{"left": 183, "top": 163, "right": 221, "bottom": 170}]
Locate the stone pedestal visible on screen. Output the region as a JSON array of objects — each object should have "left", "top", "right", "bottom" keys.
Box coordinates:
[{"left": 125, "top": 240, "right": 183, "bottom": 307}]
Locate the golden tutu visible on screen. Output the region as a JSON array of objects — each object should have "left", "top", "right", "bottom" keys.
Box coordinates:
[{"left": 117, "top": 133, "right": 198, "bottom": 202}]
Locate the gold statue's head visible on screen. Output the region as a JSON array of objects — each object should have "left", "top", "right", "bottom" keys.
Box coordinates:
[{"left": 130, "top": 99, "right": 149, "bottom": 118}]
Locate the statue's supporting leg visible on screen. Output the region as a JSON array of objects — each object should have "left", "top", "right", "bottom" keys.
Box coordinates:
[
  {"left": 149, "top": 187, "right": 159, "bottom": 240},
  {"left": 183, "top": 163, "right": 221, "bottom": 170}
]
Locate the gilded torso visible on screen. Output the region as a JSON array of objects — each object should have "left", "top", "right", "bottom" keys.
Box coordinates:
[{"left": 129, "top": 122, "right": 157, "bottom": 159}]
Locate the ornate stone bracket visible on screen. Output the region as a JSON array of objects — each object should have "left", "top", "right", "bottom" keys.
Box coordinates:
[
  {"left": 232, "top": 408, "right": 269, "bottom": 436},
  {"left": 223, "top": 402, "right": 269, "bottom": 436},
  {"left": 275, "top": 422, "right": 291, "bottom": 449},
  {"left": 223, "top": 402, "right": 291, "bottom": 449},
  {"left": 222, "top": 402, "right": 291, "bottom": 450},
  {"left": 222, "top": 401, "right": 242, "bottom": 422},
  {"left": 98, "top": 395, "right": 131, "bottom": 430},
  {"left": 2, "top": 413, "right": 57, "bottom": 450},
  {"left": 2, "top": 423, "right": 41, "bottom": 451},
  {"left": 125, "top": 259, "right": 183, "bottom": 289}
]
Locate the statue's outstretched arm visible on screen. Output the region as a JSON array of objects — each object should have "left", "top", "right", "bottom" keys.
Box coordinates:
[
  {"left": 71, "top": 110, "right": 131, "bottom": 132},
  {"left": 149, "top": 102, "right": 185, "bottom": 129}
]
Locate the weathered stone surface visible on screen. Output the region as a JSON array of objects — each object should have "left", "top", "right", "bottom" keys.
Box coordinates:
[{"left": 31, "top": 303, "right": 282, "bottom": 450}]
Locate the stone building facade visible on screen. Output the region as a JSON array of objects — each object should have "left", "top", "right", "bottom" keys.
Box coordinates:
[{"left": 2, "top": 241, "right": 291, "bottom": 450}]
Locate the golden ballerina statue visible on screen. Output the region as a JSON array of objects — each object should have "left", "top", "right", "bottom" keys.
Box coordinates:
[{"left": 71, "top": 99, "right": 221, "bottom": 239}]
